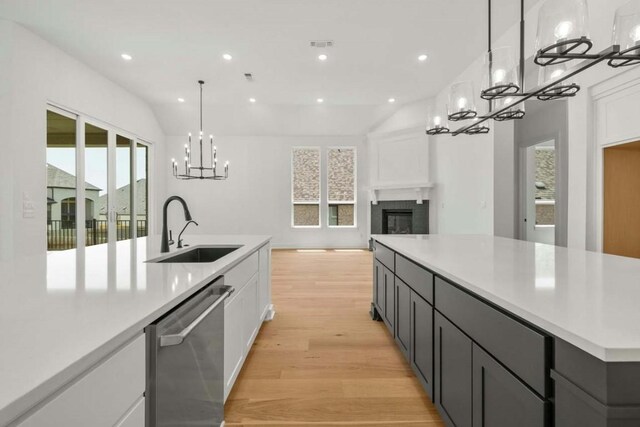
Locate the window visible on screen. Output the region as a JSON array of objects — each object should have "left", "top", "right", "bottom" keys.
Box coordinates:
[
  {"left": 47, "top": 110, "right": 77, "bottom": 250},
  {"left": 327, "top": 147, "right": 356, "bottom": 227},
  {"left": 292, "top": 147, "right": 320, "bottom": 227},
  {"left": 47, "top": 107, "right": 152, "bottom": 251}
]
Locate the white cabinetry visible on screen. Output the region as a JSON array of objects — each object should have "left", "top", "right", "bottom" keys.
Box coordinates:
[
  {"left": 223, "top": 243, "right": 272, "bottom": 400},
  {"left": 16, "top": 334, "right": 145, "bottom": 427}
]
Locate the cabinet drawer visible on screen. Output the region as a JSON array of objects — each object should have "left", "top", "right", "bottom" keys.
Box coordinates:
[
  {"left": 435, "top": 277, "right": 549, "bottom": 397},
  {"left": 374, "top": 242, "right": 395, "bottom": 271},
  {"left": 396, "top": 254, "right": 433, "bottom": 304},
  {"left": 18, "top": 334, "right": 145, "bottom": 427},
  {"left": 225, "top": 251, "right": 259, "bottom": 297}
]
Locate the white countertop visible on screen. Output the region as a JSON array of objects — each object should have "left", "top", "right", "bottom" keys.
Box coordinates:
[
  {"left": 0, "top": 234, "right": 270, "bottom": 425},
  {"left": 373, "top": 234, "right": 640, "bottom": 363}
]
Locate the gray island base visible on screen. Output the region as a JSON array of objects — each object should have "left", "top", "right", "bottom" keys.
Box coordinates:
[{"left": 371, "top": 235, "right": 640, "bottom": 427}]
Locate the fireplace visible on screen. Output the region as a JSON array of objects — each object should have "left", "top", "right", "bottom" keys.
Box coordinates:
[
  {"left": 370, "top": 200, "right": 429, "bottom": 235},
  {"left": 383, "top": 210, "right": 413, "bottom": 234}
]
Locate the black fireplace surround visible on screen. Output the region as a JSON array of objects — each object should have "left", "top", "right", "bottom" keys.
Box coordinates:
[{"left": 370, "top": 200, "right": 429, "bottom": 235}]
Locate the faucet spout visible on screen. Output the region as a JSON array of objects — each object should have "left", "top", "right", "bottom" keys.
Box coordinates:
[{"left": 161, "top": 196, "right": 194, "bottom": 253}]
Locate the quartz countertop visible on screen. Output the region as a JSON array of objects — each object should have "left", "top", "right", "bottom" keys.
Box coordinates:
[
  {"left": 0, "top": 235, "right": 270, "bottom": 425},
  {"left": 373, "top": 234, "right": 640, "bottom": 363}
]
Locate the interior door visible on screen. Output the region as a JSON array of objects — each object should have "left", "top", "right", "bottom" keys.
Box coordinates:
[{"left": 603, "top": 141, "right": 640, "bottom": 258}]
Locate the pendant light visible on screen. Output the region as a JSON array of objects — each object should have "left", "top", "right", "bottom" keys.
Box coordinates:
[
  {"left": 425, "top": 101, "right": 450, "bottom": 135},
  {"left": 610, "top": 0, "right": 640, "bottom": 67},
  {"left": 428, "top": 0, "right": 640, "bottom": 136},
  {"left": 481, "top": 47, "right": 521, "bottom": 99},
  {"left": 171, "top": 81, "right": 230, "bottom": 180},
  {"left": 448, "top": 81, "right": 478, "bottom": 121},
  {"left": 493, "top": 96, "right": 525, "bottom": 121},
  {"left": 535, "top": 0, "right": 591, "bottom": 65},
  {"left": 536, "top": 63, "right": 580, "bottom": 101}
]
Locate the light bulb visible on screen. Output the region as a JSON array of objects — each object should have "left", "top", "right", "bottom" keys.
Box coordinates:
[
  {"left": 554, "top": 21, "right": 574, "bottom": 40},
  {"left": 433, "top": 116, "right": 442, "bottom": 126},
  {"left": 457, "top": 97, "right": 468, "bottom": 110},
  {"left": 630, "top": 25, "right": 640, "bottom": 43},
  {"left": 188, "top": 132, "right": 192, "bottom": 137},
  {"left": 209, "top": 134, "right": 213, "bottom": 139},
  {"left": 184, "top": 156, "right": 188, "bottom": 161},
  {"left": 318, "top": 54, "right": 328, "bottom": 61},
  {"left": 493, "top": 69, "right": 506, "bottom": 83},
  {"left": 171, "top": 158, "right": 175, "bottom": 163},
  {"left": 550, "top": 69, "right": 564, "bottom": 79},
  {"left": 184, "top": 144, "right": 188, "bottom": 148},
  {"left": 505, "top": 97, "right": 513, "bottom": 104}
]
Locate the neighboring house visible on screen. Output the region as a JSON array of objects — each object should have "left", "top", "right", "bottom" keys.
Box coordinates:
[
  {"left": 47, "top": 164, "right": 101, "bottom": 228},
  {"left": 97, "top": 179, "right": 147, "bottom": 221}
]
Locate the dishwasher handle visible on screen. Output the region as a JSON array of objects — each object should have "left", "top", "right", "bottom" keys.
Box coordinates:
[{"left": 160, "top": 287, "right": 234, "bottom": 347}]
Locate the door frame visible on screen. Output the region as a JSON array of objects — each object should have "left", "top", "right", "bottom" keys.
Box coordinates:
[
  {"left": 592, "top": 73, "right": 640, "bottom": 253},
  {"left": 518, "top": 136, "right": 560, "bottom": 242}
]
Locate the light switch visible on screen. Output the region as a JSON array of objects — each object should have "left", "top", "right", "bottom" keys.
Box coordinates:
[{"left": 23, "top": 193, "right": 35, "bottom": 218}]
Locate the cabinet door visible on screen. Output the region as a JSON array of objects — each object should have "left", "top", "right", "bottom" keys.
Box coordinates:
[
  {"left": 411, "top": 291, "right": 433, "bottom": 399},
  {"left": 472, "top": 344, "right": 548, "bottom": 427},
  {"left": 374, "top": 260, "right": 385, "bottom": 312},
  {"left": 395, "top": 278, "right": 411, "bottom": 360},
  {"left": 435, "top": 312, "right": 472, "bottom": 427},
  {"left": 258, "top": 244, "right": 271, "bottom": 320},
  {"left": 243, "top": 274, "right": 260, "bottom": 353},
  {"left": 224, "top": 291, "right": 244, "bottom": 399},
  {"left": 383, "top": 267, "right": 395, "bottom": 334}
]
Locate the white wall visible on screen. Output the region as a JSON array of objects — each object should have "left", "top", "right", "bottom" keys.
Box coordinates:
[
  {"left": 0, "top": 19, "right": 165, "bottom": 260},
  {"left": 153, "top": 102, "right": 395, "bottom": 137},
  {"left": 164, "top": 135, "right": 369, "bottom": 248}
]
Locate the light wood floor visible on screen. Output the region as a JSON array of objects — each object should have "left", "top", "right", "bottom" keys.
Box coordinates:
[{"left": 224, "top": 249, "right": 444, "bottom": 426}]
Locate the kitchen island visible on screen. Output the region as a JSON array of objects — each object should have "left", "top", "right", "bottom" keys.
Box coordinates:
[
  {"left": 372, "top": 234, "right": 640, "bottom": 427},
  {"left": 0, "top": 235, "right": 272, "bottom": 426}
]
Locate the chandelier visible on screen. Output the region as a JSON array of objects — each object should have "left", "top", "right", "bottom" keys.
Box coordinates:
[
  {"left": 171, "top": 80, "right": 229, "bottom": 180},
  {"left": 426, "top": 0, "right": 640, "bottom": 136}
]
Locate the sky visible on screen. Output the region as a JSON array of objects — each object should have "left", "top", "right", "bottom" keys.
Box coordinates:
[{"left": 47, "top": 146, "right": 147, "bottom": 196}]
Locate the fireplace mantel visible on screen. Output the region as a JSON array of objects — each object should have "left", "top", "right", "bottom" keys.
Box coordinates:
[{"left": 369, "top": 182, "right": 434, "bottom": 205}]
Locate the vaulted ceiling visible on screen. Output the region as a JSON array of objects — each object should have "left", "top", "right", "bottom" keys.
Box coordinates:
[{"left": 0, "top": 0, "right": 539, "bottom": 134}]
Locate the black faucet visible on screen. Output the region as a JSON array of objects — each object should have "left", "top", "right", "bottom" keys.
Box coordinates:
[
  {"left": 177, "top": 220, "right": 199, "bottom": 248},
  {"left": 161, "top": 196, "right": 194, "bottom": 253}
]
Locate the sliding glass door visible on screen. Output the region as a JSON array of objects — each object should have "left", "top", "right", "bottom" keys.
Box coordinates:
[{"left": 47, "top": 106, "right": 151, "bottom": 251}]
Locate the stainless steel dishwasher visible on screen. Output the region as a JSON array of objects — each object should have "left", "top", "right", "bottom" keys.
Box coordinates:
[{"left": 146, "top": 276, "right": 234, "bottom": 427}]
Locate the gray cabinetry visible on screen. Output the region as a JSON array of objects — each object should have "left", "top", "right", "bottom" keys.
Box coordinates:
[
  {"left": 410, "top": 290, "right": 433, "bottom": 398},
  {"left": 435, "top": 312, "right": 473, "bottom": 427},
  {"left": 435, "top": 277, "right": 550, "bottom": 397},
  {"left": 396, "top": 254, "right": 434, "bottom": 304},
  {"left": 373, "top": 260, "right": 384, "bottom": 313},
  {"left": 472, "top": 344, "right": 548, "bottom": 427},
  {"left": 383, "top": 266, "right": 394, "bottom": 334},
  {"left": 394, "top": 278, "right": 411, "bottom": 360}
]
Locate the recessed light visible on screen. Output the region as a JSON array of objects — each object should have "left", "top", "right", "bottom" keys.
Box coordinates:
[
  {"left": 317, "top": 98, "right": 324, "bottom": 103},
  {"left": 318, "top": 54, "right": 328, "bottom": 61},
  {"left": 388, "top": 98, "right": 396, "bottom": 103},
  {"left": 222, "top": 53, "right": 233, "bottom": 61},
  {"left": 418, "top": 54, "right": 428, "bottom": 62},
  {"left": 249, "top": 98, "right": 256, "bottom": 103},
  {"left": 121, "top": 53, "right": 132, "bottom": 61},
  {"left": 178, "top": 98, "right": 185, "bottom": 103}
]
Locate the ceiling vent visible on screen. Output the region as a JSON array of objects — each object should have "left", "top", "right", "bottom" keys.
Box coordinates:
[
  {"left": 244, "top": 73, "right": 253, "bottom": 82},
  {"left": 310, "top": 40, "right": 334, "bottom": 48}
]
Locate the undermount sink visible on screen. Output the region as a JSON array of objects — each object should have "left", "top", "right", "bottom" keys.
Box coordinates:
[{"left": 149, "top": 246, "right": 242, "bottom": 263}]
